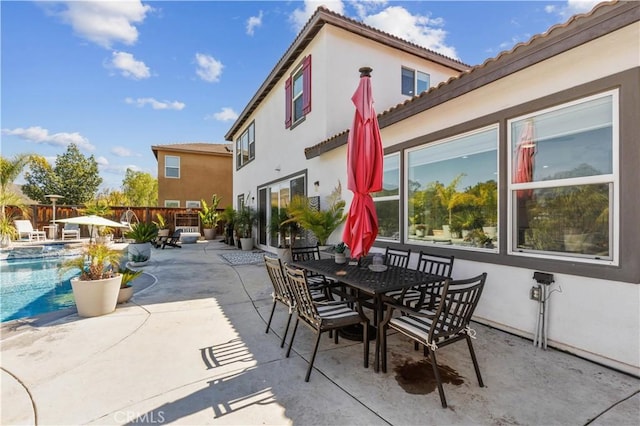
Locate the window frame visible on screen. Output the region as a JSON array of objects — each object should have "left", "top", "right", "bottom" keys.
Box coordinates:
[
  {"left": 374, "top": 153, "right": 401, "bottom": 242},
  {"left": 236, "top": 121, "right": 255, "bottom": 170},
  {"left": 401, "top": 66, "right": 430, "bottom": 96},
  {"left": 285, "top": 55, "right": 311, "bottom": 129},
  {"left": 164, "top": 155, "right": 180, "bottom": 179},
  {"left": 164, "top": 200, "right": 180, "bottom": 208},
  {"left": 506, "top": 89, "right": 619, "bottom": 265},
  {"left": 186, "top": 200, "right": 201, "bottom": 209}
]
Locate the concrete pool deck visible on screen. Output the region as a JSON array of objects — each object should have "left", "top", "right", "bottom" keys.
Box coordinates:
[{"left": 1, "top": 241, "right": 638, "bottom": 425}]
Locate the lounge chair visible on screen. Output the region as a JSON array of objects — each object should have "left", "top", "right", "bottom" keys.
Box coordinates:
[
  {"left": 161, "top": 229, "right": 182, "bottom": 249},
  {"left": 61, "top": 223, "right": 81, "bottom": 240},
  {"left": 14, "top": 220, "right": 46, "bottom": 241}
]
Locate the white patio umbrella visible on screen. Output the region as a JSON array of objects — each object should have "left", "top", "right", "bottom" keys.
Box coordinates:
[{"left": 56, "top": 215, "right": 128, "bottom": 242}]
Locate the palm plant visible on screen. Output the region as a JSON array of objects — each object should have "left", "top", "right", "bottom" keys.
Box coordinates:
[
  {"left": 61, "top": 243, "right": 122, "bottom": 281},
  {"left": 125, "top": 222, "right": 158, "bottom": 243},
  {"left": 284, "top": 186, "right": 346, "bottom": 246},
  {"left": 199, "top": 194, "right": 222, "bottom": 228}
]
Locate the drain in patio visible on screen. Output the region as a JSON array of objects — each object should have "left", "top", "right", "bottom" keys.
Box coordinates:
[{"left": 219, "top": 250, "right": 267, "bottom": 265}]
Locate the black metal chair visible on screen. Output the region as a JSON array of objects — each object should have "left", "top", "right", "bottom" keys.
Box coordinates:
[
  {"left": 291, "top": 245, "right": 340, "bottom": 298},
  {"left": 284, "top": 264, "right": 370, "bottom": 382},
  {"left": 380, "top": 273, "right": 487, "bottom": 408},
  {"left": 157, "top": 229, "right": 182, "bottom": 249},
  {"left": 263, "top": 255, "right": 296, "bottom": 348},
  {"left": 383, "top": 246, "right": 411, "bottom": 268}
]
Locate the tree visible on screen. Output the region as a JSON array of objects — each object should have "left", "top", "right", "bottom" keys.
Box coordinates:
[
  {"left": 122, "top": 169, "right": 157, "bottom": 207},
  {"left": 1, "top": 154, "right": 34, "bottom": 227},
  {"left": 22, "top": 144, "right": 101, "bottom": 205},
  {"left": 96, "top": 188, "right": 130, "bottom": 206}
]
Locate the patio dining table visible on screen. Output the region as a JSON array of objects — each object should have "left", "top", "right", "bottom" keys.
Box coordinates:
[{"left": 289, "top": 256, "right": 447, "bottom": 372}]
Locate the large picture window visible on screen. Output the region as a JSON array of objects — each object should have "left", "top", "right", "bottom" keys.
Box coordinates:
[
  {"left": 374, "top": 153, "right": 400, "bottom": 241},
  {"left": 236, "top": 122, "right": 255, "bottom": 169},
  {"left": 509, "top": 91, "right": 617, "bottom": 262},
  {"left": 406, "top": 126, "right": 498, "bottom": 250}
]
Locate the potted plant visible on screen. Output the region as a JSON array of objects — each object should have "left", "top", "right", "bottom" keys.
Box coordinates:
[
  {"left": 96, "top": 226, "right": 113, "bottom": 244},
  {"left": 125, "top": 222, "right": 158, "bottom": 265},
  {"left": 334, "top": 242, "right": 347, "bottom": 264},
  {"left": 221, "top": 205, "right": 236, "bottom": 246},
  {"left": 284, "top": 183, "right": 346, "bottom": 248},
  {"left": 235, "top": 204, "right": 256, "bottom": 251},
  {"left": 270, "top": 205, "right": 301, "bottom": 262},
  {"left": 117, "top": 266, "right": 143, "bottom": 304},
  {"left": 153, "top": 213, "right": 170, "bottom": 237},
  {"left": 199, "top": 194, "right": 222, "bottom": 240},
  {"left": 61, "top": 242, "right": 123, "bottom": 317}
]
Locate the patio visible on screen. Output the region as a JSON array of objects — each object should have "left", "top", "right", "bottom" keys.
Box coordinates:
[{"left": 1, "top": 241, "right": 638, "bottom": 425}]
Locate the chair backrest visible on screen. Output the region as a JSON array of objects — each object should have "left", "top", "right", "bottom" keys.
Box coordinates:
[
  {"left": 171, "top": 229, "right": 182, "bottom": 238},
  {"left": 417, "top": 251, "right": 454, "bottom": 278},
  {"left": 14, "top": 220, "right": 34, "bottom": 233},
  {"left": 64, "top": 223, "right": 80, "bottom": 231},
  {"left": 429, "top": 273, "right": 487, "bottom": 342},
  {"left": 290, "top": 246, "right": 321, "bottom": 262},
  {"left": 284, "top": 265, "right": 320, "bottom": 327},
  {"left": 264, "top": 255, "right": 293, "bottom": 306},
  {"left": 384, "top": 247, "right": 411, "bottom": 268}
]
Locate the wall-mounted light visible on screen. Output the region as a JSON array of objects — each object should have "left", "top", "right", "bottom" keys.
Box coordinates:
[
  {"left": 251, "top": 196, "right": 255, "bottom": 204},
  {"left": 314, "top": 180, "right": 320, "bottom": 190},
  {"left": 275, "top": 165, "right": 281, "bottom": 172}
]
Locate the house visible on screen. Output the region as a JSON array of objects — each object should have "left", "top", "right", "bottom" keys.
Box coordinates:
[
  {"left": 226, "top": 2, "right": 640, "bottom": 377},
  {"left": 151, "top": 142, "right": 233, "bottom": 209}
]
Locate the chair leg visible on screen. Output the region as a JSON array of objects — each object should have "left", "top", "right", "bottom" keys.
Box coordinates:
[
  {"left": 428, "top": 349, "right": 447, "bottom": 408},
  {"left": 466, "top": 334, "right": 484, "bottom": 387},
  {"left": 281, "top": 312, "right": 293, "bottom": 348},
  {"left": 379, "top": 323, "right": 387, "bottom": 373},
  {"left": 265, "top": 301, "right": 277, "bottom": 334},
  {"left": 362, "top": 320, "right": 369, "bottom": 369},
  {"left": 286, "top": 318, "right": 300, "bottom": 358},
  {"left": 305, "top": 331, "right": 323, "bottom": 382}
]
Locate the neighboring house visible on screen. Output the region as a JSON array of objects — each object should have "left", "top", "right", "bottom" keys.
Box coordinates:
[
  {"left": 151, "top": 143, "right": 233, "bottom": 209},
  {"left": 227, "top": 2, "right": 640, "bottom": 377}
]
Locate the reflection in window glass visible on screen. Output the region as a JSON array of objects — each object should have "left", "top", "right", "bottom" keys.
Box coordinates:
[
  {"left": 401, "top": 67, "right": 414, "bottom": 96},
  {"left": 407, "top": 127, "right": 498, "bottom": 249},
  {"left": 236, "top": 122, "right": 255, "bottom": 169},
  {"left": 375, "top": 154, "right": 400, "bottom": 241},
  {"left": 417, "top": 71, "right": 430, "bottom": 94},
  {"left": 293, "top": 71, "right": 304, "bottom": 122},
  {"left": 510, "top": 91, "right": 616, "bottom": 261}
]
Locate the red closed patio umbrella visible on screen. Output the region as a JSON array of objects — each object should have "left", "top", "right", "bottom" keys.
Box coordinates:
[
  {"left": 342, "top": 67, "right": 384, "bottom": 259},
  {"left": 514, "top": 119, "right": 536, "bottom": 199}
]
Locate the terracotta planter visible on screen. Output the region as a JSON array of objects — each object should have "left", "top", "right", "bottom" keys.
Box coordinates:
[
  {"left": 117, "top": 285, "right": 134, "bottom": 304},
  {"left": 71, "top": 275, "right": 122, "bottom": 317}
]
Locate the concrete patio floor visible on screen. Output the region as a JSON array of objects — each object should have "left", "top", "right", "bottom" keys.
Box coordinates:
[{"left": 1, "top": 241, "right": 638, "bottom": 425}]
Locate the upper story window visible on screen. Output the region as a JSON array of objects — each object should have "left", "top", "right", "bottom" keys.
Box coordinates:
[
  {"left": 285, "top": 55, "right": 311, "bottom": 128},
  {"left": 236, "top": 122, "right": 255, "bottom": 169},
  {"left": 165, "top": 155, "right": 180, "bottom": 178},
  {"left": 406, "top": 126, "right": 499, "bottom": 250},
  {"left": 374, "top": 153, "right": 400, "bottom": 241},
  {"left": 508, "top": 90, "right": 617, "bottom": 263},
  {"left": 401, "top": 67, "right": 430, "bottom": 96}
]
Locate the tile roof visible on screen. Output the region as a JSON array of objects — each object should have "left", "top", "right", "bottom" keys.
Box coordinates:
[
  {"left": 224, "top": 6, "right": 470, "bottom": 141},
  {"left": 151, "top": 143, "right": 233, "bottom": 159},
  {"left": 305, "top": 0, "right": 638, "bottom": 159}
]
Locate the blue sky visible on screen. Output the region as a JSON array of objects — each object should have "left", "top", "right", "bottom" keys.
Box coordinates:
[{"left": 1, "top": 0, "right": 600, "bottom": 190}]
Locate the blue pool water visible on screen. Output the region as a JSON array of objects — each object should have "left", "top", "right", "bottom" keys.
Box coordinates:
[{"left": 1, "top": 257, "right": 80, "bottom": 322}]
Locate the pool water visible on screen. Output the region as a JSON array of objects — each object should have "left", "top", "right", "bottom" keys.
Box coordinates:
[{"left": 1, "top": 257, "right": 79, "bottom": 322}]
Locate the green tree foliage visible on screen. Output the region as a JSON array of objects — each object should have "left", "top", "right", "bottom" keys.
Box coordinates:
[
  {"left": 122, "top": 169, "right": 157, "bottom": 207},
  {"left": 1, "top": 154, "right": 33, "bottom": 219},
  {"left": 22, "top": 144, "right": 101, "bottom": 205},
  {"left": 96, "top": 188, "right": 131, "bottom": 206}
]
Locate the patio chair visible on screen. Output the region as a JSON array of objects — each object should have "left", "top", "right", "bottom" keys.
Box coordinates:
[
  {"left": 264, "top": 255, "right": 296, "bottom": 348},
  {"left": 161, "top": 229, "right": 182, "bottom": 249},
  {"left": 380, "top": 273, "right": 487, "bottom": 408},
  {"left": 61, "top": 223, "right": 81, "bottom": 240},
  {"left": 14, "top": 220, "right": 46, "bottom": 241},
  {"left": 385, "top": 251, "right": 454, "bottom": 310},
  {"left": 383, "top": 246, "right": 411, "bottom": 268},
  {"left": 284, "top": 264, "right": 370, "bottom": 381},
  {"left": 291, "top": 245, "right": 340, "bottom": 299}
]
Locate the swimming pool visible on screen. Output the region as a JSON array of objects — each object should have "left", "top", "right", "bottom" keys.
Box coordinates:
[{"left": 1, "top": 257, "right": 79, "bottom": 322}]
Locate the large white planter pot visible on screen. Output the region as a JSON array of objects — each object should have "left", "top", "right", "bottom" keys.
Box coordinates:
[
  {"left": 203, "top": 228, "right": 216, "bottom": 240},
  {"left": 128, "top": 242, "right": 151, "bottom": 263},
  {"left": 71, "top": 275, "right": 122, "bottom": 317},
  {"left": 240, "top": 237, "right": 253, "bottom": 251}
]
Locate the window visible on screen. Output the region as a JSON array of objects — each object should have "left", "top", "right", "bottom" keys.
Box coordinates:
[
  {"left": 186, "top": 200, "right": 201, "bottom": 209},
  {"left": 165, "top": 156, "right": 180, "bottom": 178},
  {"left": 236, "top": 122, "right": 255, "bottom": 169},
  {"left": 406, "top": 126, "right": 499, "bottom": 250},
  {"left": 164, "top": 200, "right": 179, "bottom": 208},
  {"left": 261, "top": 175, "right": 306, "bottom": 248},
  {"left": 509, "top": 91, "right": 617, "bottom": 263},
  {"left": 285, "top": 55, "right": 311, "bottom": 128},
  {"left": 374, "top": 154, "right": 400, "bottom": 241},
  {"left": 401, "top": 67, "right": 430, "bottom": 96}
]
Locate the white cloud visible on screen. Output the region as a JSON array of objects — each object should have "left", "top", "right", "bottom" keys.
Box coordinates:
[
  {"left": 246, "top": 11, "right": 263, "bottom": 36},
  {"left": 195, "top": 53, "right": 224, "bottom": 83},
  {"left": 109, "top": 51, "right": 150, "bottom": 79},
  {"left": 363, "top": 6, "right": 457, "bottom": 59},
  {"left": 351, "top": 0, "right": 388, "bottom": 20},
  {"left": 1, "top": 126, "right": 95, "bottom": 151},
  {"left": 111, "top": 146, "right": 134, "bottom": 157},
  {"left": 48, "top": 0, "right": 152, "bottom": 49},
  {"left": 125, "top": 97, "right": 185, "bottom": 110},
  {"left": 546, "top": 0, "right": 600, "bottom": 19},
  {"left": 290, "top": 0, "right": 345, "bottom": 32},
  {"left": 209, "top": 107, "right": 239, "bottom": 122}
]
